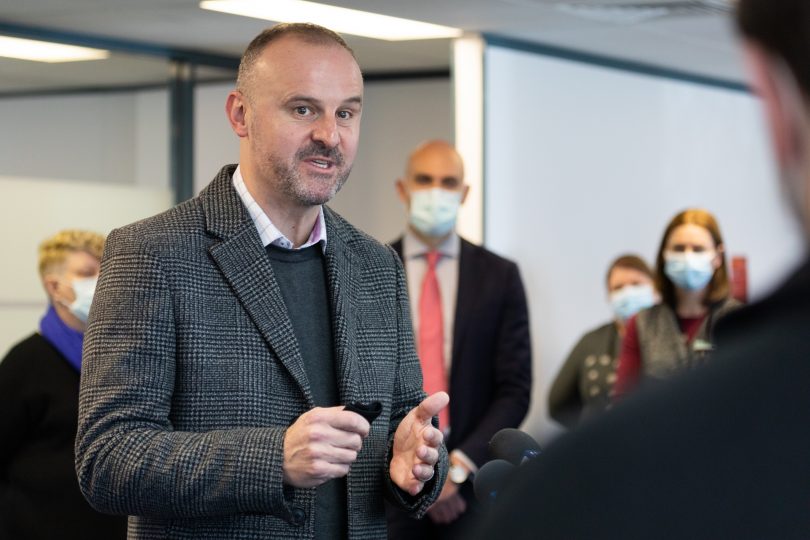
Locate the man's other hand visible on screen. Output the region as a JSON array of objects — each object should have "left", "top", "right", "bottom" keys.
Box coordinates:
[{"left": 283, "top": 407, "right": 370, "bottom": 487}]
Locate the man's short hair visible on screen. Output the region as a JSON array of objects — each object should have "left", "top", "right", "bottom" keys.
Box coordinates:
[
  {"left": 737, "top": 0, "right": 810, "bottom": 99},
  {"left": 236, "top": 23, "right": 357, "bottom": 99},
  {"left": 38, "top": 229, "right": 105, "bottom": 277}
]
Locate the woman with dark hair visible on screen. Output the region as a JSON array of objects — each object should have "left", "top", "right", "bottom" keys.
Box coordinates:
[
  {"left": 613, "top": 209, "right": 742, "bottom": 398},
  {"left": 549, "top": 254, "right": 656, "bottom": 427}
]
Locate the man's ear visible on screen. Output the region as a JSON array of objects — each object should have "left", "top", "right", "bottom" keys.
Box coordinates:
[
  {"left": 395, "top": 179, "right": 410, "bottom": 206},
  {"left": 460, "top": 184, "right": 471, "bottom": 205},
  {"left": 744, "top": 41, "right": 809, "bottom": 168},
  {"left": 226, "top": 91, "right": 249, "bottom": 138}
]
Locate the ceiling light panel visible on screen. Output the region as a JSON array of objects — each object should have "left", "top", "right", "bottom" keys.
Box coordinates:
[
  {"left": 0, "top": 36, "right": 109, "bottom": 63},
  {"left": 200, "top": 0, "right": 463, "bottom": 41}
]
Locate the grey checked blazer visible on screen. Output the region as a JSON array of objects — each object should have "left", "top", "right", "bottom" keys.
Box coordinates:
[{"left": 76, "top": 165, "right": 447, "bottom": 539}]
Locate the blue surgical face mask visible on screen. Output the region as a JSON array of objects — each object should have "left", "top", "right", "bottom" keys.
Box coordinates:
[
  {"left": 664, "top": 252, "right": 716, "bottom": 291},
  {"left": 609, "top": 284, "right": 656, "bottom": 321},
  {"left": 65, "top": 276, "right": 98, "bottom": 323},
  {"left": 409, "top": 188, "right": 463, "bottom": 238}
]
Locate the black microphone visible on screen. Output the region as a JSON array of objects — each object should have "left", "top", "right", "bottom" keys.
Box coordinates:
[
  {"left": 473, "top": 459, "right": 515, "bottom": 504},
  {"left": 489, "top": 428, "right": 542, "bottom": 466}
]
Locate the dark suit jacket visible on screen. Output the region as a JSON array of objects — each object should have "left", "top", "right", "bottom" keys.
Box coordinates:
[
  {"left": 477, "top": 258, "right": 810, "bottom": 539},
  {"left": 76, "top": 165, "right": 447, "bottom": 540},
  {"left": 391, "top": 237, "right": 532, "bottom": 467}
]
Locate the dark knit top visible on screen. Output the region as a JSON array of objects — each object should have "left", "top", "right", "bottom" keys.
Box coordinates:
[
  {"left": 265, "top": 243, "right": 346, "bottom": 540},
  {"left": 0, "top": 333, "right": 128, "bottom": 539}
]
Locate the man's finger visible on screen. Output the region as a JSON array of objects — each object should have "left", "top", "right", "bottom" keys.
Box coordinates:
[
  {"left": 420, "top": 426, "right": 443, "bottom": 448},
  {"left": 417, "top": 445, "right": 440, "bottom": 465},
  {"left": 323, "top": 408, "right": 371, "bottom": 436},
  {"left": 414, "top": 391, "right": 450, "bottom": 424},
  {"left": 413, "top": 463, "right": 435, "bottom": 482}
]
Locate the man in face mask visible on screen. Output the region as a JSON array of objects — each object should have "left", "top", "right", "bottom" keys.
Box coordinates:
[
  {"left": 474, "top": 1, "right": 810, "bottom": 538},
  {"left": 388, "top": 140, "right": 532, "bottom": 539},
  {"left": 0, "top": 230, "right": 127, "bottom": 539}
]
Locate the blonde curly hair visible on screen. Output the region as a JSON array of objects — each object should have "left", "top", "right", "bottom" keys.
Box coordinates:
[{"left": 38, "top": 229, "right": 105, "bottom": 278}]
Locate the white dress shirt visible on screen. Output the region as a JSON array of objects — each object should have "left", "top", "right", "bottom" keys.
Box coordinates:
[{"left": 232, "top": 165, "right": 327, "bottom": 251}]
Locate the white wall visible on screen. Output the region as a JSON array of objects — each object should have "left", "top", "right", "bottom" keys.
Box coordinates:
[
  {"left": 193, "top": 78, "right": 453, "bottom": 242},
  {"left": 195, "top": 82, "right": 240, "bottom": 192},
  {"left": 0, "top": 91, "right": 169, "bottom": 188},
  {"left": 482, "top": 45, "right": 806, "bottom": 444}
]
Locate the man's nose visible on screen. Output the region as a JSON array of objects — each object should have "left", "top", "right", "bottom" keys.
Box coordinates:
[{"left": 312, "top": 114, "right": 339, "bottom": 148}]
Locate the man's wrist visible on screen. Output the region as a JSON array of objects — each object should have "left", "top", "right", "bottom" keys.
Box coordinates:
[{"left": 448, "top": 450, "right": 476, "bottom": 484}]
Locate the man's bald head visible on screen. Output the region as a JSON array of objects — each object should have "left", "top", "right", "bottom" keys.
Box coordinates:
[
  {"left": 236, "top": 23, "right": 358, "bottom": 103},
  {"left": 405, "top": 140, "right": 465, "bottom": 181}
]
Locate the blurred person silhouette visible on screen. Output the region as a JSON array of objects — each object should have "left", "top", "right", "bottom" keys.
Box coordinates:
[
  {"left": 0, "top": 230, "right": 126, "bottom": 539},
  {"left": 475, "top": 1, "right": 810, "bottom": 537},
  {"left": 387, "top": 140, "right": 532, "bottom": 539},
  {"left": 612, "top": 209, "right": 742, "bottom": 398},
  {"left": 548, "top": 254, "right": 656, "bottom": 428}
]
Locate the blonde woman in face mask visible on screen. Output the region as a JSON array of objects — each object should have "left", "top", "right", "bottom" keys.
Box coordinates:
[
  {"left": 549, "top": 254, "right": 657, "bottom": 428},
  {"left": 613, "top": 209, "right": 743, "bottom": 399},
  {"left": 0, "top": 230, "right": 127, "bottom": 539}
]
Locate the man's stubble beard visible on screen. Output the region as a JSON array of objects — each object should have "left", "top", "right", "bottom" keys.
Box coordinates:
[
  {"left": 271, "top": 159, "right": 351, "bottom": 206},
  {"left": 262, "top": 142, "right": 352, "bottom": 207}
]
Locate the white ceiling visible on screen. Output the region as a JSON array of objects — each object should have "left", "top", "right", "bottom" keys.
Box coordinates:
[{"left": 0, "top": 0, "right": 747, "bottom": 93}]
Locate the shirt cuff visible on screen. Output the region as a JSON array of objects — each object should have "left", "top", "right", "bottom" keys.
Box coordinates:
[{"left": 450, "top": 449, "right": 478, "bottom": 473}]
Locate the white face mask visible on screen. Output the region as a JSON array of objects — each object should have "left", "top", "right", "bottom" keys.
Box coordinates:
[
  {"left": 664, "top": 252, "right": 716, "bottom": 291},
  {"left": 609, "top": 284, "right": 656, "bottom": 321},
  {"left": 408, "top": 187, "right": 463, "bottom": 238},
  {"left": 64, "top": 276, "right": 98, "bottom": 323}
]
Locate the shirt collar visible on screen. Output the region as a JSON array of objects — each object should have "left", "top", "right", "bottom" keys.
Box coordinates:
[
  {"left": 402, "top": 228, "right": 460, "bottom": 261},
  {"left": 232, "top": 165, "right": 327, "bottom": 252}
]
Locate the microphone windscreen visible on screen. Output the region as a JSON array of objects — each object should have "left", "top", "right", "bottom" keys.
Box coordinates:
[
  {"left": 489, "top": 428, "right": 542, "bottom": 465},
  {"left": 474, "top": 459, "right": 515, "bottom": 503}
]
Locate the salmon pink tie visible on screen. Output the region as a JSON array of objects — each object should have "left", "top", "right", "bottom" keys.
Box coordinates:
[{"left": 418, "top": 250, "right": 449, "bottom": 430}]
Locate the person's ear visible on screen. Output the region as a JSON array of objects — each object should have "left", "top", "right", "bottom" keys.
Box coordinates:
[
  {"left": 459, "top": 184, "right": 471, "bottom": 205},
  {"left": 395, "top": 179, "right": 410, "bottom": 207},
  {"left": 744, "top": 41, "right": 810, "bottom": 168},
  {"left": 713, "top": 244, "right": 724, "bottom": 270},
  {"left": 42, "top": 273, "right": 63, "bottom": 303},
  {"left": 226, "top": 91, "right": 250, "bottom": 138}
]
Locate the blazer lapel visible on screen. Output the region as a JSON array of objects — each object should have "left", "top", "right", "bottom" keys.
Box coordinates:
[
  {"left": 201, "top": 166, "right": 313, "bottom": 405},
  {"left": 323, "top": 207, "right": 361, "bottom": 404},
  {"left": 452, "top": 239, "right": 478, "bottom": 363}
]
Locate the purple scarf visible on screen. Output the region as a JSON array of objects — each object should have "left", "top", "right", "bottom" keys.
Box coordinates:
[{"left": 39, "top": 305, "right": 83, "bottom": 372}]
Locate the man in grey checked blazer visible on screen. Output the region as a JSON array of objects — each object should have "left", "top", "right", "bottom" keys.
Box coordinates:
[{"left": 75, "top": 23, "right": 449, "bottom": 539}]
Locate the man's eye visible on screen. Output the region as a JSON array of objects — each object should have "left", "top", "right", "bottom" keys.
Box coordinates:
[
  {"left": 337, "top": 110, "right": 352, "bottom": 120},
  {"left": 295, "top": 106, "right": 311, "bottom": 115}
]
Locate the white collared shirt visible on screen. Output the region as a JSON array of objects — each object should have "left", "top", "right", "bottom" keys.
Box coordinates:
[
  {"left": 402, "top": 229, "right": 460, "bottom": 370},
  {"left": 403, "top": 230, "right": 480, "bottom": 473},
  {"left": 232, "top": 165, "right": 327, "bottom": 251}
]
